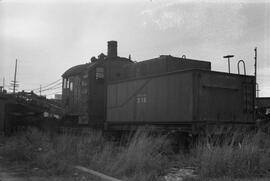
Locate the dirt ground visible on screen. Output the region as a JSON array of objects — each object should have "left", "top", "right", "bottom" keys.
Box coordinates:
[{"left": 0, "top": 157, "right": 100, "bottom": 181}]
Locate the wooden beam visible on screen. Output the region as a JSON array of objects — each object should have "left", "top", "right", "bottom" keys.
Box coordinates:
[{"left": 74, "top": 165, "right": 122, "bottom": 181}]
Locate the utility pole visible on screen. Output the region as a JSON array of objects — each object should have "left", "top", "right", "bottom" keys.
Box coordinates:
[
  {"left": 2, "top": 77, "right": 4, "bottom": 90},
  {"left": 0, "top": 77, "right": 5, "bottom": 93},
  {"left": 11, "top": 59, "right": 18, "bottom": 94},
  {"left": 39, "top": 84, "right": 42, "bottom": 96},
  {"left": 254, "top": 47, "right": 259, "bottom": 97}
]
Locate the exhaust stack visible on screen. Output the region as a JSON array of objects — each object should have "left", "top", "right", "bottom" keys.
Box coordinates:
[{"left": 107, "top": 41, "right": 117, "bottom": 58}]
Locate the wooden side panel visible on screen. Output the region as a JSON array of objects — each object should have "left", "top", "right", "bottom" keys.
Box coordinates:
[
  {"left": 107, "top": 71, "right": 194, "bottom": 123},
  {"left": 197, "top": 71, "right": 255, "bottom": 123}
]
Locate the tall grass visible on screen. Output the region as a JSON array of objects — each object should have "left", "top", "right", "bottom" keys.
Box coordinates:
[
  {"left": 1, "top": 127, "right": 269, "bottom": 180},
  {"left": 73, "top": 128, "right": 171, "bottom": 180},
  {"left": 109, "top": 129, "right": 170, "bottom": 178},
  {"left": 0, "top": 129, "right": 70, "bottom": 174},
  {"left": 0, "top": 127, "right": 171, "bottom": 180},
  {"left": 193, "top": 131, "right": 270, "bottom": 178}
]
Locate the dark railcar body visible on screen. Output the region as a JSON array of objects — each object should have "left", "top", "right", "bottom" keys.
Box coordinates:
[
  {"left": 0, "top": 95, "right": 17, "bottom": 134},
  {"left": 61, "top": 42, "right": 212, "bottom": 128},
  {"left": 106, "top": 69, "right": 255, "bottom": 130},
  {"left": 62, "top": 56, "right": 133, "bottom": 127},
  {"left": 124, "top": 55, "right": 211, "bottom": 79},
  {"left": 0, "top": 97, "right": 6, "bottom": 134},
  {"left": 256, "top": 97, "right": 270, "bottom": 109},
  {"left": 256, "top": 97, "right": 270, "bottom": 120},
  {"left": 62, "top": 41, "right": 256, "bottom": 132},
  {"left": 0, "top": 93, "right": 46, "bottom": 134}
]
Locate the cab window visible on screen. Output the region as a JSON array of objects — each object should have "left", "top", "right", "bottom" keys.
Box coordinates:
[
  {"left": 96, "top": 67, "right": 104, "bottom": 80},
  {"left": 70, "top": 82, "right": 73, "bottom": 91},
  {"left": 63, "top": 78, "right": 66, "bottom": 88}
]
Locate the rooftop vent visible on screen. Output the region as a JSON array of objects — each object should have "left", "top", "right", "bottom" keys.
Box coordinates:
[{"left": 91, "top": 56, "right": 97, "bottom": 62}]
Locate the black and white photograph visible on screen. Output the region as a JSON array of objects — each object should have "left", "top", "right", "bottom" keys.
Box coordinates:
[{"left": 0, "top": 0, "right": 270, "bottom": 180}]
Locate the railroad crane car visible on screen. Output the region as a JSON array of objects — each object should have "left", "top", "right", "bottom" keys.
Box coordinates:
[
  {"left": 256, "top": 97, "right": 270, "bottom": 131},
  {"left": 62, "top": 41, "right": 256, "bottom": 134},
  {"left": 0, "top": 91, "right": 64, "bottom": 135},
  {"left": 256, "top": 97, "right": 270, "bottom": 118}
]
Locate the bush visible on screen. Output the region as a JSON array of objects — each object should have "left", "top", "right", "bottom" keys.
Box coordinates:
[
  {"left": 0, "top": 128, "right": 69, "bottom": 175},
  {"left": 0, "top": 135, "right": 33, "bottom": 161},
  {"left": 0, "top": 128, "right": 50, "bottom": 162}
]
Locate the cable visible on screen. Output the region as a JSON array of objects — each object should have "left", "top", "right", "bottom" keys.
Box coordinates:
[
  {"left": 26, "top": 79, "right": 62, "bottom": 91},
  {"left": 41, "top": 85, "right": 62, "bottom": 92},
  {"left": 30, "top": 84, "right": 61, "bottom": 94},
  {"left": 41, "top": 79, "right": 61, "bottom": 89},
  {"left": 45, "top": 91, "right": 62, "bottom": 96},
  {"left": 41, "top": 82, "right": 62, "bottom": 90}
]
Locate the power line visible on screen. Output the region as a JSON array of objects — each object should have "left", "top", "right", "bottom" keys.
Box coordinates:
[
  {"left": 40, "top": 82, "right": 62, "bottom": 92},
  {"left": 45, "top": 91, "right": 62, "bottom": 96},
  {"left": 31, "top": 85, "right": 60, "bottom": 93},
  {"left": 41, "top": 79, "right": 61, "bottom": 89},
  {"left": 43, "top": 82, "right": 61, "bottom": 89},
  {"left": 29, "top": 79, "right": 61, "bottom": 91},
  {"left": 41, "top": 85, "right": 62, "bottom": 92},
  {"left": 26, "top": 79, "right": 62, "bottom": 91}
]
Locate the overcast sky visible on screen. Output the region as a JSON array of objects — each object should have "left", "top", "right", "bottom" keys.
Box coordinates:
[{"left": 0, "top": 0, "right": 269, "bottom": 97}]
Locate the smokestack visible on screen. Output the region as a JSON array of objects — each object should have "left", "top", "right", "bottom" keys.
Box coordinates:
[{"left": 107, "top": 41, "right": 117, "bottom": 58}]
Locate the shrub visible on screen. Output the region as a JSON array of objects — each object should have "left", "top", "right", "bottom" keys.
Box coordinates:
[
  {"left": 0, "top": 128, "right": 69, "bottom": 174},
  {"left": 0, "top": 135, "right": 33, "bottom": 161},
  {"left": 0, "top": 128, "right": 49, "bottom": 162}
]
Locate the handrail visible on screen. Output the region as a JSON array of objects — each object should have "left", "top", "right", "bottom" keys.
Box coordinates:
[{"left": 237, "top": 60, "right": 246, "bottom": 75}]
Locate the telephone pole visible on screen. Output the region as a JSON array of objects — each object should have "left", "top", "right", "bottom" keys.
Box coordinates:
[
  {"left": 2, "top": 77, "right": 5, "bottom": 90},
  {"left": 39, "top": 84, "right": 42, "bottom": 96},
  {"left": 254, "top": 47, "right": 259, "bottom": 97},
  {"left": 11, "top": 59, "right": 19, "bottom": 94}
]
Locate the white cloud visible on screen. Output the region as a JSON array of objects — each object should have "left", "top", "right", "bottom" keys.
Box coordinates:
[
  {"left": 141, "top": 2, "right": 245, "bottom": 42},
  {"left": 1, "top": 0, "right": 145, "bottom": 3},
  {"left": 1, "top": 17, "right": 51, "bottom": 41}
]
